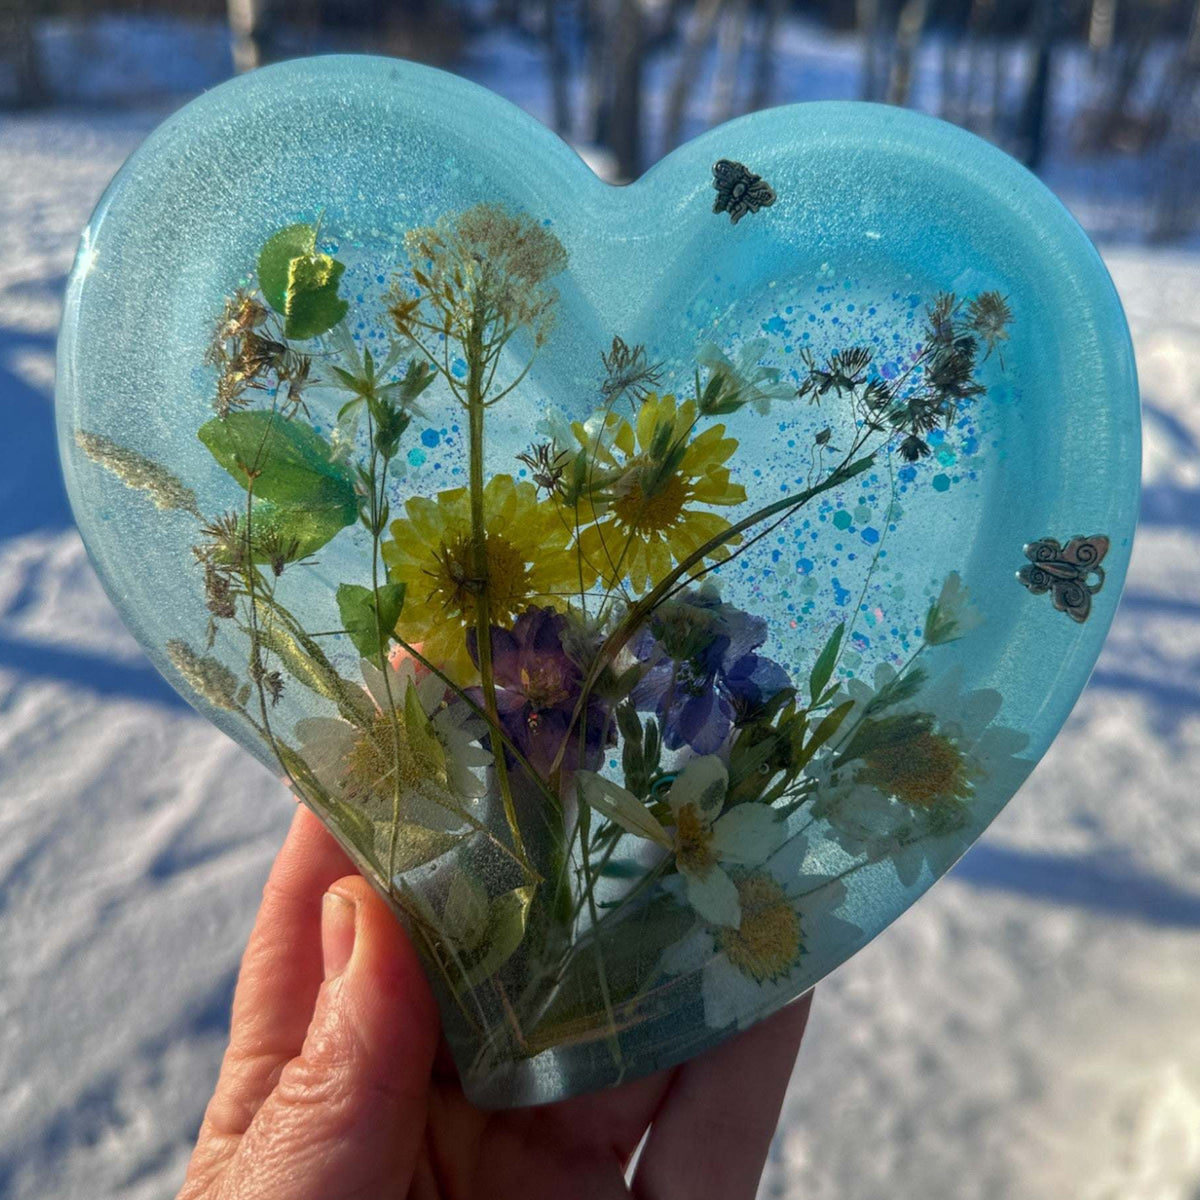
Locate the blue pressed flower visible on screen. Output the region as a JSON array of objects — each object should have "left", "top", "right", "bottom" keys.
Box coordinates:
[{"left": 631, "top": 589, "right": 792, "bottom": 754}]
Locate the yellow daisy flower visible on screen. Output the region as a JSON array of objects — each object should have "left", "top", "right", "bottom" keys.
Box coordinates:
[
  {"left": 572, "top": 393, "right": 746, "bottom": 593},
  {"left": 382, "top": 474, "right": 583, "bottom": 682}
]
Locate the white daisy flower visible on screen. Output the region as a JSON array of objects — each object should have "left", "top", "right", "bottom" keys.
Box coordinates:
[
  {"left": 578, "top": 754, "right": 786, "bottom": 928},
  {"left": 811, "top": 663, "right": 1031, "bottom": 887},
  {"left": 658, "top": 835, "right": 861, "bottom": 1031},
  {"left": 295, "top": 655, "right": 490, "bottom": 836}
]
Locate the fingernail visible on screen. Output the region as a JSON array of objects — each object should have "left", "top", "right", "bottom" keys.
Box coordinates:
[{"left": 321, "top": 892, "right": 356, "bottom": 981}]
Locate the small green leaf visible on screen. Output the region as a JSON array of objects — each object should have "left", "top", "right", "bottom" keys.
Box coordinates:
[
  {"left": 457, "top": 886, "right": 536, "bottom": 990},
  {"left": 578, "top": 772, "right": 672, "bottom": 848},
  {"left": 808, "top": 622, "right": 845, "bottom": 703},
  {"left": 256, "top": 222, "right": 349, "bottom": 339},
  {"left": 257, "top": 223, "right": 316, "bottom": 314},
  {"left": 795, "top": 699, "right": 856, "bottom": 770},
  {"left": 285, "top": 252, "right": 348, "bottom": 339},
  {"left": 336, "top": 582, "right": 406, "bottom": 666},
  {"left": 275, "top": 746, "right": 379, "bottom": 870},
  {"left": 373, "top": 823, "right": 460, "bottom": 877},
  {"left": 530, "top": 896, "right": 696, "bottom": 1037},
  {"left": 597, "top": 858, "right": 645, "bottom": 879},
  {"left": 242, "top": 500, "right": 356, "bottom": 562},
  {"left": 442, "top": 873, "right": 490, "bottom": 950},
  {"left": 402, "top": 676, "right": 447, "bottom": 777},
  {"left": 198, "top": 411, "right": 356, "bottom": 511}
]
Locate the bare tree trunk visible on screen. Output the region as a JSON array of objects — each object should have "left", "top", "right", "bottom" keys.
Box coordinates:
[
  {"left": 664, "top": 0, "right": 725, "bottom": 150},
  {"left": 858, "top": 0, "right": 883, "bottom": 100},
  {"left": 962, "top": 0, "right": 993, "bottom": 130},
  {"left": 544, "top": 0, "right": 571, "bottom": 136},
  {"left": 3, "top": 8, "right": 48, "bottom": 108},
  {"left": 888, "top": 0, "right": 932, "bottom": 107},
  {"left": 1087, "top": 0, "right": 1119, "bottom": 59},
  {"left": 1142, "top": 0, "right": 1200, "bottom": 166},
  {"left": 712, "top": 0, "right": 750, "bottom": 125},
  {"left": 584, "top": 0, "right": 613, "bottom": 146},
  {"left": 492, "top": 0, "right": 519, "bottom": 25},
  {"left": 989, "top": 34, "right": 1005, "bottom": 138},
  {"left": 1090, "top": 2, "right": 1169, "bottom": 151},
  {"left": 749, "top": 0, "right": 786, "bottom": 112},
  {"left": 1013, "top": 0, "right": 1056, "bottom": 169},
  {"left": 228, "top": 0, "right": 271, "bottom": 73},
  {"left": 610, "top": 0, "right": 645, "bottom": 180},
  {"left": 939, "top": 27, "right": 957, "bottom": 121}
]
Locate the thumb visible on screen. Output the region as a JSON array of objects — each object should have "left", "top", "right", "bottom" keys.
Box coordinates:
[{"left": 224, "top": 875, "right": 439, "bottom": 1199}]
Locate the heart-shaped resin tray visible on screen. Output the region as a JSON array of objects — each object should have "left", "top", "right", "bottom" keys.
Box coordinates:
[{"left": 56, "top": 56, "right": 1139, "bottom": 1108}]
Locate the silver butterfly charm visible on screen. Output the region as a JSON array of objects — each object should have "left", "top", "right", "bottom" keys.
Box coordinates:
[
  {"left": 711, "top": 160, "right": 776, "bottom": 225},
  {"left": 1016, "top": 534, "right": 1110, "bottom": 623}
]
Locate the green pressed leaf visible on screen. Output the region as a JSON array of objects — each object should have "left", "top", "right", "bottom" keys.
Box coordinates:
[
  {"left": 531, "top": 896, "right": 696, "bottom": 1036},
  {"left": 403, "top": 681, "right": 447, "bottom": 777},
  {"left": 795, "top": 699, "right": 856, "bottom": 770},
  {"left": 458, "top": 886, "right": 536, "bottom": 990},
  {"left": 198, "top": 411, "right": 356, "bottom": 511},
  {"left": 256, "top": 222, "right": 349, "bottom": 339},
  {"left": 336, "top": 582, "right": 406, "bottom": 666},
  {"left": 579, "top": 772, "right": 671, "bottom": 847},
  {"left": 808, "top": 622, "right": 845, "bottom": 703},
  {"left": 242, "top": 499, "right": 357, "bottom": 561},
  {"left": 275, "top": 745, "right": 378, "bottom": 867},
  {"left": 285, "top": 253, "right": 348, "bottom": 339},
  {"left": 257, "top": 223, "right": 316, "bottom": 314},
  {"left": 597, "top": 858, "right": 645, "bottom": 879},
  {"left": 441, "top": 873, "right": 490, "bottom": 950},
  {"left": 373, "top": 823, "right": 461, "bottom": 878}
]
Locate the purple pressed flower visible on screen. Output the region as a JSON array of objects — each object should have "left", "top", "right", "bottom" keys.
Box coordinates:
[
  {"left": 468, "top": 606, "right": 612, "bottom": 779},
  {"left": 631, "top": 591, "right": 792, "bottom": 753}
]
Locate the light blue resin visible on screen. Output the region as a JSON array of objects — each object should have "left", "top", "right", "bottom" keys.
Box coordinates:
[{"left": 56, "top": 56, "right": 1140, "bottom": 1107}]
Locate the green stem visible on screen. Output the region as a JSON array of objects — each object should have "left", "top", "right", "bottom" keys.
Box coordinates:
[
  {"left": 465, "top": 310, "right": 532, "bottom": 876},
  {"left": 361, "top": 424, "right": 407, "bottom": 897},
  {"left": 545, "top": 451, "right": 878, "bottom": 782}
]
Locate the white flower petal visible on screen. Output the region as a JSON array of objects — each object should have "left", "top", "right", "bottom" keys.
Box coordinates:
[
  {"left": 658, "top": 924, "right": 712, "bottom": 977},
  {"left": 293, "top": 717, "right": 356, "bottom": 792},
  {"left": 667, "top": 755, "right": 728, "bottom": 824},
  {"left": 711, "top": 803, "right": 786, "bottom": 865},
  {"left": 701, "top": 952, "right": 768, "bottom": 1031},
  {"left": 683, "top": 862, "right": 741, "bottom": 928},
  {"left": 416, "top": 670, "right": 446, "bottom": 713},
  {"left": 579, "top": 773, "right": 672, "bottom": 847},
  {"left": 359, "top": 657, "right": 390, "bottom": 712}
]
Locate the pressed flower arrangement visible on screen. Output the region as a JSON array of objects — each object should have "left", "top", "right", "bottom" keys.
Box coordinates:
[{"left": 57, "top": 57, "right": 1140, "bottom": 1107}]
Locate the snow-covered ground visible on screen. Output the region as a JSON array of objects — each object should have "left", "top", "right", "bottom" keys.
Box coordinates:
[{"left": 2, "top": 32, "right": 1200, "bottom": 1200}]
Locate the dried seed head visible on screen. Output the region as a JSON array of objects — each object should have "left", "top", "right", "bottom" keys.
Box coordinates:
[
  {"left": 76, "top": 430, "right": 200, "bottom": 516},
  {"left": 166, "top": 639, "right": 242, "bottom": 710}
]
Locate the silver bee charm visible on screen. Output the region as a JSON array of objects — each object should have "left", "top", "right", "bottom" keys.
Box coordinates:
[
  {"left": 711, "top": 160, "right": 776, "bottom": 224},
  {"left": 1016, "top": 534, "right": 1110, "bottom": 623}
]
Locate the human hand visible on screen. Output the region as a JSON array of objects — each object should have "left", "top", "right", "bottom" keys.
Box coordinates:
[{"left": 179, "top": 804, "right": 812, "bottom": 1200}]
